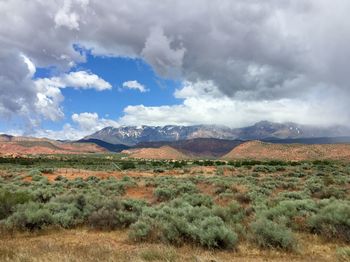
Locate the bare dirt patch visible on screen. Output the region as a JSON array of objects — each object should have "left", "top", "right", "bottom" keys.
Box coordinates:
[{"left": 125, "top": 185, "right": 155, "bottom": 202}]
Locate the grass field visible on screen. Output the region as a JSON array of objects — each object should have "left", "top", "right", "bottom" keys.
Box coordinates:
[{"left": 0, "top": 155, "right": 349, "bottom": 261}]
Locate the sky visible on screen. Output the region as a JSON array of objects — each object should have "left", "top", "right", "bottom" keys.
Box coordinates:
[{"left": 1, "top": 0, "right": 350, "bottom": 140}]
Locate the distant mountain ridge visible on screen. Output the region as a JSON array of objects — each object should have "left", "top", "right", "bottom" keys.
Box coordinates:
[{"left": 84, "top": 121, "right": 350, "bottom": 146}]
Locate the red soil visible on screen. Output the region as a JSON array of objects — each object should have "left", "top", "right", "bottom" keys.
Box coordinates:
[
  {"left": 0, "top": 141, "right": 105, "bottom": 156},
  {"left": 125, "top": 185, "right": 155, "bottom": 202},
  {"left": 122, "top": 146, "right": 189, "bottom": 160},
  {"left": 223, "top": 140, "right": 350, "bottom": 161}
]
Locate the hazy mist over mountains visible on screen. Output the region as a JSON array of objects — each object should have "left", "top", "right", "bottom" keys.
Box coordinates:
[{"left": 84, "top": 121, "right": 350, "bottom": 146}]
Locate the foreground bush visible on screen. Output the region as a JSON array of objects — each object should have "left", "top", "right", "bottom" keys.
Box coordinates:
[
  {"left": 5, "top": 202, "right": 53, "bottom": 230},
  {"left": 263, "top": 199, "right": 318, "bottom": 230},
  {"left": 88, "top": 199, "right": 145, "bottom": 230},
  {"left": 129, "top": 200, "right": 238, "bottom": 249},
  {"left": 308, "top": 200, "right": 350, "bottom": 242},
  {"left": 250, "top": 218, "right": 297, "bottom": 251},
  {"left": 0, "top": 190, "right": 32, "bottom": 220}
]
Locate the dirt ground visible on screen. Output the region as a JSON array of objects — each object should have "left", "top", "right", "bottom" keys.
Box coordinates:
[{"left": 21, "top": 166, "right": 221, "bottom": 182}]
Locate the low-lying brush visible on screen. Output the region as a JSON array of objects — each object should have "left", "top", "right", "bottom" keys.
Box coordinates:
[
  {"left": 250, "top": 218, "right": 297, "bottom": 251},
  {"left": 129, "top": 200, "right": 238, "bottom": 249},
  {"left": 308, "top": 200, "right": 350, "bottom": 242}
]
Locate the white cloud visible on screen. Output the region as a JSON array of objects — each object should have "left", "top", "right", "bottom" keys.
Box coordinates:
[
  {"left": 33, "top": 71, "right": 112, "bottom": 122},
  {"left": 35, "top": 71, "right": 112, "bottom": 91},
  {"left": 119, "top": 81, "right": 349, "bottom": 127},
  {"left": 54, "top": 0, "right": 89, "bottom": 30},
  {"left": 33, "top": 112, "right": 119, "bottom": 140},
  {"left": 122, "top": 80, "right": 148, "bottom": 93},
  {"left": 72, "top": 112, "right": 118, "bottom": 130}
]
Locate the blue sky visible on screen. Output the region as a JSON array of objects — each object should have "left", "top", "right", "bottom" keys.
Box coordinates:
[{"left": 35, "top": 53, "right": 182, "bottom": 132}]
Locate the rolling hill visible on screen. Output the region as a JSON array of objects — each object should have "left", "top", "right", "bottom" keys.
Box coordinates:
[
  {"left": 0, "top": 135, "right": 106, "bottom": 156},
  {"left": 134, "top": 138, "right": 244, "bottom": 157},
  {"left": 122, "top": 146, "right": 189, "bottom": 160},
  {"left": 222, "top": 140, "right": 350, "bottom": 161}
]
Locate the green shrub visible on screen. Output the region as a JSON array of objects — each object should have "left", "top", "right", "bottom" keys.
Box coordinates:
[
  {"left": 180, "top": 193, "right": 213, "bottom": 208},
  {"left": 6, "top": 202, "right": 53, "bottom": 230},
  {"left": 253, "top": 165, "right": 276, "bottom": 173},
  {"left": 28, "top": 169, "right": 42, "bottom": 178},
  {"left": 308, "top": 200, "right": 350, "bottom": 242},
  {"left": 0, "top": 190, "right": 32, "bottom": 220},
  {"left": 129, "top": 201, "right": 238, "bottom": 249},
  {"left": 316, "top": 186, "right": 346, "bottom": 199},
  {"left": 263, "top": 200, "right": 318, "bottom": 230},
  {"left": 305, "top": 176, "right": 324, "bottom": 194},
  {"left": 88, "top": 199, "right": 142, "bottom": 230},
  {"left": 336, "top": 247, "right": 350, "bottom": 261},
  {"left": 274, "top": 191, "right": 310, "bottom": 202},
  {"left": 154, "top": 187, "right": 176, "bottom": 201},
  {"left": 129, "top": 219, "right": 152, "bottom": 241},
  {"left": 193, "top": 216, "right": 237, "bottom": 249},
  {"left": 250, "top": 218, "right": 297, "bottom": 251},
  {"left": 89, "top": 208, "right": 136, "bottom": 230},
  {"left": 121, "top": 162, "right": 136, "bottom": 170},
  {"left": 47, "top": 202, "right": 82, "bottom": 228},
  {"left": 212, "top": 201, "right": 245, "bottom": 224},
  {"left": 32, "top": 188, "right": 55, "bottom": 203}
]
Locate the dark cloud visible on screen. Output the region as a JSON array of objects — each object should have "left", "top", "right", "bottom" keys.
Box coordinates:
[{"left": 1, "top": 0, "right": 350, "bottom": 127}]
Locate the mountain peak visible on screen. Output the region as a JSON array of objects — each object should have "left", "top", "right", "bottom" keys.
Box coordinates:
[{"left": 84, "top": 121, "right": 350, "bottom": 146}]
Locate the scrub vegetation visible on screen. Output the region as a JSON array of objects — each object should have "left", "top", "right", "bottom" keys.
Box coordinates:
[{"left": 0, "top": 154, "right": 349, "bottom": 261}]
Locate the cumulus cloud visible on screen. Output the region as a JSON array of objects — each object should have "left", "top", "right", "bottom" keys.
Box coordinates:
[
  {"left": 33, "top": 112, "right": 119, "bottom": 140},
  {"left": 122, "top": 80, "right": 148, "bottom": 93},
  {"left": 141, "top": 27, "right": 185, "bottom": 78},
  {"left": 72, "top": 112, "right": 118, "bottom": 130},
  {"left": 33, "top": 70, "right": 112, "bottom": 122},
  {"left": 0, "top": 52, "right": 111, "bottom": 124},
  {"left": 1, "top": 0, "right": 350, "bottom": 131},
  {"left": 119, "top": 81, "right": 349, "bottom": 127}
]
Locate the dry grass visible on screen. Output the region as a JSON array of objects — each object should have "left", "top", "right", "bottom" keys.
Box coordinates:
[{"left": 0, "top": 229, "right": 343, "bottom": 262}]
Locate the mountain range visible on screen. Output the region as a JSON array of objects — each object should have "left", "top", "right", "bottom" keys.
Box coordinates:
[
  {"left": 83, "top": 121, "right": 350, "bottom": 146},
  {"left": 2, "top": 121, "right": 350, "bottom": 157}
]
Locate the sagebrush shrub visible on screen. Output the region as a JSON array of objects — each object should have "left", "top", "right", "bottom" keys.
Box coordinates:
[
  {"left": 0, "top": 190, "right": 32, "bottom": 220},
  {"left": 88, "top": 199, "right": 142, "bottom": 230},
  {"left": 154, "top": 187, "right": 176, "bottom": 201},
  {"left": 263, "top": 199, "right": 318, "bottom": 230},
  {"left": 129, "top": 201, "right": 238, "bottom": 249},
  {"left": 308, "top": 200, "right": 350, "bottom": 242},
  {"left": 6, "top": 202, "right": 53, "bottom": 230},
  {"left": 180, "top": 193, "right": 213, "bottom": 207},
  {"left": 250, "top": 218, "right": 297, "bottom": 251}
]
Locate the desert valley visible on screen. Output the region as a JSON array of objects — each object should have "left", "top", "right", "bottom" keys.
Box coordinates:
[
  {"left": 1, "top": 1, "right": 350, "bottom": 261},
  {"left": 1, "top": 121, "right": 350, "bottom": 261}
]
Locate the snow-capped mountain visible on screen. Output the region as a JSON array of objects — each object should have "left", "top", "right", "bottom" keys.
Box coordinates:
[{"left": 83, "top": 121, "right": 350, "bottom": 146}]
